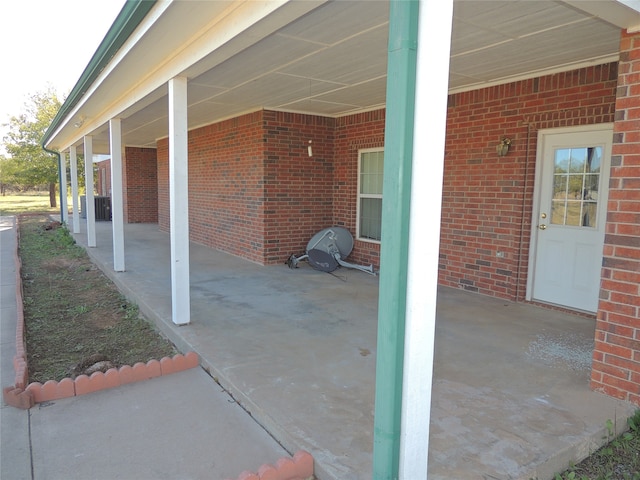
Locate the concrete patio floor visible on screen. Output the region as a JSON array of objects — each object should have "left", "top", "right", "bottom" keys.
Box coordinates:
[{"left": 68, "top": 219, "right": 635, "bottom": 480}]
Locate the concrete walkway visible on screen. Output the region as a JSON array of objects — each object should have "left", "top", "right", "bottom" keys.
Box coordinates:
[
  {"left": 1, "top": 216, "right": 30, "bottom": 478},
  {"left": 70, "top": 219, "right": 637, "bottom": 480},
  {"left": 0, "top": 216, "right": 302, "bottom": 480},
  {"left": 5, "top": 215, "right": 637, "bottom": 479}
]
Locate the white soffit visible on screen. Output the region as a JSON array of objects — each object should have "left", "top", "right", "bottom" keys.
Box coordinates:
[
  {"left": 50, "top": 0, "right": 640, "bottom": 153},
  {"left": 564, "top": 0, "right": 640, "bottom": 32}
]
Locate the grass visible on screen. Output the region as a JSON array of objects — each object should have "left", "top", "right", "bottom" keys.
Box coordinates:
[
  {"left": 552, "top": 410, "right": 640, "bottom": 479},
  {"left": 0, "top": 193, "right": 59, "bottom": 215},
  {"left": 18, "top": 214, "right": 176, "bottom": 383}
]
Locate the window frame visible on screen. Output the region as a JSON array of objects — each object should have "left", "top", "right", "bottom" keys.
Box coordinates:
[{"left": 356, "top": 147, "right": 384, "bottom": 243}]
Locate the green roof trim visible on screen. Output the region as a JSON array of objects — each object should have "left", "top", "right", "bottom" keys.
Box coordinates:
[{"left": 42, "top": 0, "right": 157, "bottom": 149}]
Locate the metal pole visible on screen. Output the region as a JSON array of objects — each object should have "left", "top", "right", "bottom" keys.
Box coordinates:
[
  {"left": 400, "top": 0, "right": 453, "bottom": 477},
  {"left": 110, "top": 118, "right": 125, "bottom": 272},
  {"left": 372, "top": 1, "right": 419, "bottom": 478},
  {"left": 168, "top": 76, "right": 191, "bottom": 325}
]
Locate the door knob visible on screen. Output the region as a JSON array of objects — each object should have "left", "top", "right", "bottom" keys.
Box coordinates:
[{"left": 539, "top": 224, "right": 547, "bottom": 230}]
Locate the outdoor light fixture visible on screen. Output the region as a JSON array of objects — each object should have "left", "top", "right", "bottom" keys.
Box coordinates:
[
  {"left": 73, "top": 116, "right": 86, "bottom": 128},
  {"left": 496, "top": 137, "right": 511, "bottom": 157},
  {"left": 308, "top": 140, "right": 313, "bottom": 157}
]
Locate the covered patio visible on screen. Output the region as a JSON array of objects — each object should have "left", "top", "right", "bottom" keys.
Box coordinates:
[
  {"left": 42, "top": 1, "right": 640, "bottom": 477},
  {"left": 70, "top": 219, "right": 634, "bottom": 480}
]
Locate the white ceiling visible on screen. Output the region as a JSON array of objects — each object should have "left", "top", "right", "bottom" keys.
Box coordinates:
[{"left": 49, "top": 0, "right": 640, "bottom": 154}]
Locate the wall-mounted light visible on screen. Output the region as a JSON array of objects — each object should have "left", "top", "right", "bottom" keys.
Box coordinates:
[
  {"left": 496, "top": 137, "right": 511, "bottom": 157},
  {"left": 308, "top": 140, "right": 313, "bottom": 157}
]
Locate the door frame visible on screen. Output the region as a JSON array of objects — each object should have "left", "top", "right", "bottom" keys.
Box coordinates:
[{"left": 525, "top": 123, "right": 613, "bottom": 309}]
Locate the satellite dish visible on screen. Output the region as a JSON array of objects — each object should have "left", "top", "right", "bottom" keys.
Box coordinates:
[
  {"left": 306, "top": 226, "right": 354, "bottom": 258},
  {"left": 287, "top": 226, "right": 376, "bottom": 275},
  {"left": 308, "top": 248, "right": 339, "bottom": 272}
]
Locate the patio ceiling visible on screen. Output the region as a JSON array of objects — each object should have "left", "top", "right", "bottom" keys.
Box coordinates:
[{"left": 46, "top": 0, "right": 640, "bottom": 155}]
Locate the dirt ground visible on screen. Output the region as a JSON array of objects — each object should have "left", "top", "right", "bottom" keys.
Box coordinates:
[{"left": 19, "top": 214, "right": 176, "bottom": 383}]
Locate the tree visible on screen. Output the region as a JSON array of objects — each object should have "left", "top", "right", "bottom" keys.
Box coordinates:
[
  {"left": 0, "top": 154, "right": 19, "bottom": 194},
  {"left": 1, "top": 87, "right": 62, "bottom": 206}
]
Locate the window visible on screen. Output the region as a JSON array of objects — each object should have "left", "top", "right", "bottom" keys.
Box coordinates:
[
  {"left": 551, "top": 146, "right": 601, "bottom": 228},
  {"left": 357, "top": 149, "right": 384, "bottom": 241}
]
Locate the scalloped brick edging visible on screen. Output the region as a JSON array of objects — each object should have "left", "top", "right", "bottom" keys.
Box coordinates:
[
  {"left": 3, "top": 217, "right": 200, "bottom": 410},
  {"left": 3, "top": 353, "right": 199, "bottom": 409},
  {"left": 227, "top": 450, "right": 315, "bottom": 480},
  {"left": 21, "top": 352, "right": 199, "bottom": 404}
]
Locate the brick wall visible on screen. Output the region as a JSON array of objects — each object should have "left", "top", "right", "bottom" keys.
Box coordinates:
[
  {"left": 158, "top": 140, "right": 169, "bottom": 230},
  {"left": 189, "top": 111, "right": 266, "bottom": 262},
  {"left": 334, "top": 110, "right": 386, "bottom": 267},
  {"left": 157, "top": 110, "right": 334, "bottom": 264},
  {"left": 158, "top": 111, "right": 266, "bottom": 262},
  {"left": 123, "top": 147, "right": 158, "bottom": 223},
  {"left": 154, "top": 63, "right": 617, "bottom": 290},
  {"left": 592, "top": 31, "right": 640, "bottom": 405},
  {"left": 442, "top": 63, "right": 617, "bottom": 300},
  {"left": 262, "top": 111, "right": 335, "bottom": 263},
  {"left": 93, "top": 149, "right": 158, "bottom": 223},
  {"left": 156, "top": 108, "right": 386, "bottom": 268},
  {"left": 331, "top": 65, "right": 617, "bottom": 288}
]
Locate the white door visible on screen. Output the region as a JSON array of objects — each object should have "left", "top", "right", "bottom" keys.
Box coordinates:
[{"left": 529, "top": 125, "right": 612, "bottom": 312}]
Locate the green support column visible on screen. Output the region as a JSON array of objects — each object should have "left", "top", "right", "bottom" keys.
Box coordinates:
[{"left": 372, "top": 1, "right": 419, "bottom": 478}]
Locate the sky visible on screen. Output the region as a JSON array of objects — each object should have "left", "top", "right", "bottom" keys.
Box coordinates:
[{"left": 0, "top": 0, "right": 125, "bottom": 153}]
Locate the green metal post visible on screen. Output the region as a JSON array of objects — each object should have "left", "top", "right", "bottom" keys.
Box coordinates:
[{"left": 372, "top": 1, "right": 419, "bottom": 478}]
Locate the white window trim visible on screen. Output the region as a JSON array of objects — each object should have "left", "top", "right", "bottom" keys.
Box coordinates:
[{"left": 356, "top": 147, "right": 384, "bottom": 244}]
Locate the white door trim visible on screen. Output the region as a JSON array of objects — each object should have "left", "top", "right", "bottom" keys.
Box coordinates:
[{"left": 525, "top": 123, "right": 613, "bottom": 307}]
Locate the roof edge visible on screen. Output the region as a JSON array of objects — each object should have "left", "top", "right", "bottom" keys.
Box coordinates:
[
  {"left": 563, "top": 0, "right": 640, "bottom": 31},
  {"left": 42, "top": 0, "right": 157, "bottom": 149}
]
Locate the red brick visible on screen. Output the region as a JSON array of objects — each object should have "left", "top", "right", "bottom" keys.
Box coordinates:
[
  {"left": 292, "top": 450, "right": 314, "bottom": 477},
  {"left": 610, "top": 291, "right": 640, "bottom": 306},
  {"left": 132, "top": 362, "right": 150, "bottom": 381},
  {"left": 602, "top": 322, "right": 635, "bottom": 338},
  {"left": 227, "top": 451, "right": 314, "bottom": 480},
  {"left": 601, "top": 373, "right": 640, "bottom": 397},
  {"left": 157, "top": 111, "right": 335, "bottom": 265},
  {"left": 606, "top": 355, "right": 640, "bottom": 376},
  {"left": 233, "top": 472, "right": 259, "bottom": 480},
  {"left": 602, "top": 311, "right": 640, "bottom": 328},
  {"left": 599, "top": 299, "right": 637, "bottom": 317},
  {"left": 146, "top": 359, "right": 162, "bottom": 378},
  {"left": 160, "top": 356, "right": 176, "bottom": 375},
  {"left": 39, "top": 380, "right": 60, "bottom": 402},
  {"left": 593, "top": 360, "right": 629, "bottom": 382},
  {"left": 600, "top": 279, "right": 639, "bottom": 295},
  {"left": 74, "top": 375, "right": 91, "bottom": 396},
  {"left": 13, "top": 357, "right": 28, "bottom": 390},
  {"left": 118, "top": 365, "right": 136, "bottom": 385},
  {"left": 34, "top": 379, "right": 76, "bottom": 402},
  {"left": 184, "top": 351, "right": 199, "bottom": 369},
  {"left": 123, "top": 147, "right": 158, "bottom": 223},
  {"left": 596, "top": 340, "right": 633, "bottom": 360},
  {"left": 597, "top": 30, "right": 640, "bottom": 405},
  {"left": 3, "top": 387, "right": 34, "bottom": 410},
  {"left": 88, "top": 372, "right": 109, "bottom": 393},
  {"left": 593, "top": 380, "right": 629, "bottom": 401},
  {"left": 272, "top": 457, "right": 298, "bottom": 479},
  {"left": 104, "top": 368, "right": 121, "bottom": 388}
]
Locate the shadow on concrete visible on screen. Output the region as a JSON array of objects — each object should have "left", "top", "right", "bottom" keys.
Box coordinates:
[{"left": 70, "top": 220, "right": 635, "bottom": 480}]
